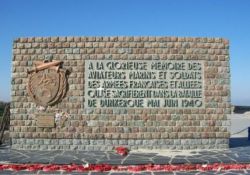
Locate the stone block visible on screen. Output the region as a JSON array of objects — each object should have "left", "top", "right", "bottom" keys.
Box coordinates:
[{"left": 11, "top": 36, "right": 230, "bottom": 150}]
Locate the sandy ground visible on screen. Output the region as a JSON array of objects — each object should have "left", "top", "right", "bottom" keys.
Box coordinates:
[{"left": 230, "top": 113, "right": 250, "bottom": 138}]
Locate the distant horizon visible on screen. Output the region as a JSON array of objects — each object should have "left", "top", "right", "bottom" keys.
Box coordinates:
[{"left": 1, "top": 0, "right": 250, "bottom": 105}]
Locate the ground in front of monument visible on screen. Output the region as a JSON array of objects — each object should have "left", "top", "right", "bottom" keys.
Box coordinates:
[{"left": 1, "top": 113, "right": 250, "bottom": 175}]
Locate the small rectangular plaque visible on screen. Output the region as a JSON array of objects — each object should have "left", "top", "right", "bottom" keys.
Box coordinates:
[{"left": 36, "top": 114, "right": 55, "bottom": 128}]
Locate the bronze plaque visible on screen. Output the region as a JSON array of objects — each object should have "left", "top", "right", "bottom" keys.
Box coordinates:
[{"left": 36, "top": 114, "right": 55, "bottom": 128}]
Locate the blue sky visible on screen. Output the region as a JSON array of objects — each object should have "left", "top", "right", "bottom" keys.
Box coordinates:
[{"left": 0, "top": 0, "right": 250, "bottom": 105}]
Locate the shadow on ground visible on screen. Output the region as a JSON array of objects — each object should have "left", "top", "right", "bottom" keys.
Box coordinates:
[{"left": 230, "top": 137, "right": 250, "bottom": 148}]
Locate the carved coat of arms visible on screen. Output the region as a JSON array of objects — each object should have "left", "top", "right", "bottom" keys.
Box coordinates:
[{"left": 27, "top": 60, "right": 67, "bottom": 107}]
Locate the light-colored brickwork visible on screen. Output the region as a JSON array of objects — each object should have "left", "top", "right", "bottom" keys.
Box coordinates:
[{"left": 11, "top": 36, "right": 231, "bottom": 150}]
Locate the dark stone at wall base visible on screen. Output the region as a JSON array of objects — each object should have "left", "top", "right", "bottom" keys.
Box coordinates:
[{"left": 11, "top": 138, "right": 229, "bottom": 150}]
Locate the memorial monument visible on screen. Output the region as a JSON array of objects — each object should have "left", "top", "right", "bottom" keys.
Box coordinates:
[{"left": 11, "top": 36, "right": 231, "bottom": 150}]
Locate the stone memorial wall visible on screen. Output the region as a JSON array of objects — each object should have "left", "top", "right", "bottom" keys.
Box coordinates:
[{"left": 11, "top": 36, "right": 231, "bottom": 150}]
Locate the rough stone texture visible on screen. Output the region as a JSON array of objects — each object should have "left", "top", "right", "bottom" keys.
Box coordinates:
[{"left": 11, "top": 36, "right": 231, "bottom": 150}]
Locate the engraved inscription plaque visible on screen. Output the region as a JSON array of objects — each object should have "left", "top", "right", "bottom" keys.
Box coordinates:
[
  {"left": 36, "top": 114, "right": 55, "bottom": 128},
  {"left": 85, "top": 60, "right": 204, "bottom": 108}
]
